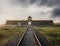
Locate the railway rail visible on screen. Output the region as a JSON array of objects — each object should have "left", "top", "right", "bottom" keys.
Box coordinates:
[{"left": 17, "top": 25, "right": 41, "bottom": 46}]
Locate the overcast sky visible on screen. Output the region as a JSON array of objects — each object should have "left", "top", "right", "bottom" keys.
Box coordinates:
[{"left": 0, "top": 0, "right": 60, "bottom": 24}]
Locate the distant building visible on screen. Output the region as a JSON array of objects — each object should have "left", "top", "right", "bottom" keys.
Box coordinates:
[{"left": 6, "top": 16, "right": 53, "bottom": 26}]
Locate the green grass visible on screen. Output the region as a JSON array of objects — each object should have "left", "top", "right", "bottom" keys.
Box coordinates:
[
  {"left": 35, "top": 26, "right": 60, "bottom": 46},
  {"left": 0, "top": 26, "right": 26, "bottom": 45}
]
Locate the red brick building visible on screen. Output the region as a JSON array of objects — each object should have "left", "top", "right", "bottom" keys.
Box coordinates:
[{"left": 6, "top": 16, "right": 53, "bottom": 26}]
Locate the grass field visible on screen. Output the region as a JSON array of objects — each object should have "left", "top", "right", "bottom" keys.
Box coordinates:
[
  {"left": 35, "top": 26, "right": 60, "bottom": 46},
  {"left": 0, "top": 26, "right": 26, "bottom": 45}
]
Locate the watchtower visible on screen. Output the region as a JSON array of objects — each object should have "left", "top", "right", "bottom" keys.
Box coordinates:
[{"left": 28, "top": 16, "right": 32, "bottom": 25}]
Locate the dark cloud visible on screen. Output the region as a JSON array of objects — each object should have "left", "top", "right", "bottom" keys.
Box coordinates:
[
  {"left": 40, "top": 0, "right": 60, "bottom": 6},
  {"left": 17, "top": 0, "right": 38, "bottom": 4},
  {"left": 51, "top": 8, "right": 60, "bottom": 18},
  {"left": 20, "top": 0, "right": 37, "bottom": 4},
  {"left": 10, "top": 0, "right": 41, "bottom": 7},
  {"left": 10, "top": 0, "right": 36, "bottom": 5},
  {"left": 30, "top": 0, "right": 37, "bottom": 4},
  {"left": 10, "top": 0, "right": 60, "bottom": 7}
]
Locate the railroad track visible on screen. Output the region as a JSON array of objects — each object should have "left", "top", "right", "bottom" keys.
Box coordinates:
[{"left": 17, "top": 25, "right": 41, "bottom": 46}]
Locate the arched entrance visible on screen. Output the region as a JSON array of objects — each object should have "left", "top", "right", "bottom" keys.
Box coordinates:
[{"left": 28, "top": 22, "right": 31, "bottom": 25}]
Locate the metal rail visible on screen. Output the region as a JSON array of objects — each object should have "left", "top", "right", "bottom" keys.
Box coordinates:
[
  {"left": 17, "top": 27, "right": 28, "bottom": 46},
  {"left": 33, "top": 30, "right": 41, "bottom": 46}
]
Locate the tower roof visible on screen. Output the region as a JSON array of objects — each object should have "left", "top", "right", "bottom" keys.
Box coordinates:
[{"left": 28, "top": 16, "right": 32, "bottom": 18}]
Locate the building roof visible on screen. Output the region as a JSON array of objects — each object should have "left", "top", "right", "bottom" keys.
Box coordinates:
[{"left": 6, "top": 20, "right": 53, "bottom": 22}]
